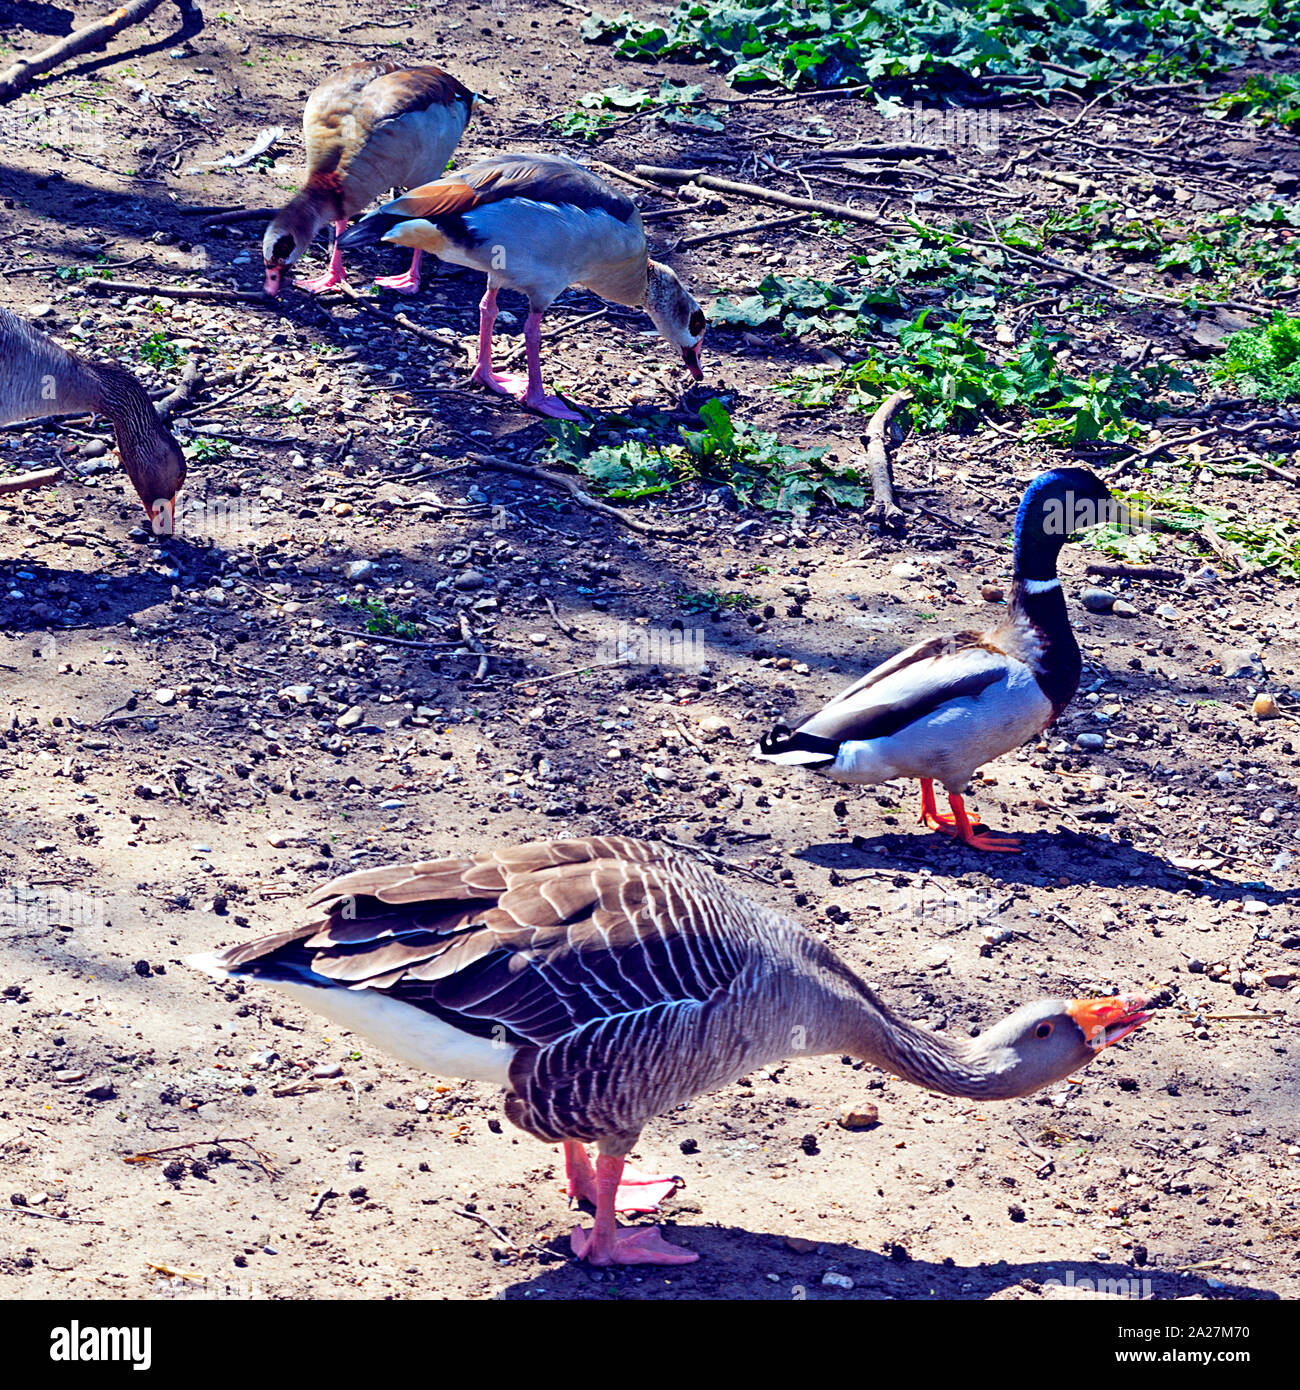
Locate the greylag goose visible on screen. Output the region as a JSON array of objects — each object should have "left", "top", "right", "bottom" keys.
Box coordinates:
[
  {"left": 189, "top": 835, "right": 1152, "bottom": 1267},
  {"left": 0, "top": 305, "right": 186, "bottom": 530},
  {"left": 263, "top": 60, "right": 475, "bottom": 296},
  {"left": 756, "top": 467, "right": 1112, "bottom": 852},
  {"left": 337, "top": 153, "right": 705, "bottom": 419}
]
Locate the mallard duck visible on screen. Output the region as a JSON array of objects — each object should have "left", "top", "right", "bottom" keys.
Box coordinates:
[
  {"left": 756, "top": 468, "right": 1112, "bottom": 852},
  {"left": 189, "top": 835, "right": 1152, "bottom": 1266},
  {"left": 336, "top": 153, "right": 705, "bottom": 420},
  {"left": 0, "top": 304, "right": 186, "bottom": 530},
  {"left": 263, "top": 60, "right": 475, "bottom": 296}
]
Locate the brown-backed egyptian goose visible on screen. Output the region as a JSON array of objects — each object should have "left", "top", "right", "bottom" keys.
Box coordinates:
[
  {"left": 337, "top": 153, "right": 706, "bottom": 419},
  {"left": 263, "top": 60, "right": 475, "bottom": 296},
  {"left": 757, "top": 468, "right": 1112, "bottom": 852},
  {"left": 0, "top": 305, "right": 186, "bottom": 530},
  {"left": 190, "top": 836, "right": 1152, "bottom": 1267}
]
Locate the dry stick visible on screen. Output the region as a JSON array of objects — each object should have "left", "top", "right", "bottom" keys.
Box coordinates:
[
  {"left": 858, "top": 389, "right": 912, "bottom": 530},
  {"left": 84, "top": 278, "right": 272, "bottom": 305},
  {"left": 0, "top": 467, "right": 62, "bottom": 496},
  {"left": 328, "top": 281, "right": 451, "bottom": 348},
  {"left": 155, "top": 355, "right": 203, "bottom": 422},
  {"left": 470, "top": 455, "right": 687, "bottom": 539},
  {"left": 197, "top": 206, "right": 278, "bottom": 227},
  {"left": 1084, "top": 562, "right": 1184, "bottom": 582},
  {"left": 0, "top": 0, "right": 192, "bottom": 105},
  {"left": 512, "top": 659, "right": 628, "bottom": 689},
  {"left": 1200, "top": 520, "right": 1248, "bottom": 573},
  {"left": 634, "top": 165, "right": 881, "bottom": 226},
  {"left": 675, "top": 211, "right": 808, "bottom": 251}
]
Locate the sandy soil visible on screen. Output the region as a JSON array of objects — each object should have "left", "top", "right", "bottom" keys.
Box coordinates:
[{"left": 1, "top": 0, "right": 1298, "bottom": 1301}]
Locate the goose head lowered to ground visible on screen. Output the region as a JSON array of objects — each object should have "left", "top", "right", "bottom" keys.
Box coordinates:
[
  {"left": 756, "top": 467, "right": 1113, "bottom": 852},
  {"left": 338, "top": 153, "right": 706, "bottom": 419},
  {"left": 189, "top": 836, "right": 1153, "bottom": 1267},
  {"left": 263, "top": 60, "right": 474, "bottom": 297},
  {"left": 0, "top": 305, "right": 186, "bottom": 530}
]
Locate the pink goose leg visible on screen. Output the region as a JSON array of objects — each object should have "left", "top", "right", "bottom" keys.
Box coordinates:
[
  {"left": 374, "top": 247, "right": 423, "bottom": 294},
  {"left": 519, "top": 310, "right": 583, "bottom": 421},
  {"left": 563, "top": 1139, "right": 681, "bottom": 1214},
  {"left": 469, "top": 292, "right": 583, "bottom": 420},
  {"left": 569, "top": 1152, "right": 698, "bottom": 1266},
  {"left": 296, "top": 219, "right": 349, "bottom": 293}
]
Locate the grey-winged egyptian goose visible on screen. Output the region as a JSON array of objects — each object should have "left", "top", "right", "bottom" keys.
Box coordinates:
[
  {"left": 263, "top": 60, "right": 474, "bottom": 296},
  {"left": 190, "top": 835, "right": 1152, "bottom": 1267},
  {"left": 0, "top": 304, "right": 186, "bottom": 530},
  {"left": 337, "top": 153, "right": 706, "bottom": 419},
  {"left": 757, "top": 468, "right": 1112, "bottom": 852}
]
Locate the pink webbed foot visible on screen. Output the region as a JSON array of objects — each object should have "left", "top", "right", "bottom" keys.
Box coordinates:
[
  {"left": 373, "top": 269, "right": 421, "bottom": 295},
  {"left": 295, "top": 268, "right": 348, "bottom": 294},
  {"left": 470, "top": 364, "right": 530, "bottom": 398},
  {"left": 563, "top": 1141, "right": 681, "bottom": 1213},
  {"left": 521, "top": 389, "right": 585, "bottom": 422},
  {"left": 570, "top": 1223, "right": 698, "bottom": 1266}
]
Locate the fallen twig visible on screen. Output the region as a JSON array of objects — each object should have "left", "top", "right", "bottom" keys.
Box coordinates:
[
  {"left": 634, "top": 165, "right": 881, "bottom": 227},
  {"left": 1084, "top": 562, "right": 1184, "bottom": 582},
  {"left": 858, "top": 389, "right": 912, "bottom": 529},
  {"left": 85, "top": 278, "right": 273, "bottom": 305},
  {"left": 675, "top": 211, "right": 808, "bottom": 251},
  {"left": 0, "top": 467, "right": 62, "bottom": 496},
  {"left": 470, "top": 454, "right": 688, "bottom": 538},
  {"left": 0, "top": 0, "right": 193, "bottom": 105}
]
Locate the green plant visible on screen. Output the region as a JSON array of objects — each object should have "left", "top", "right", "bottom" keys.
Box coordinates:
[
  {"left": 579, "top": 1, "right": 1300, "bottom": 97},
  {"left": 339, "top": 597, "right": 423, "bottom": 639},
  {"left": 138, "top": 331, "right": 185, "bottom": 369},
  {"left": 710, "top": 273, "right": 906, "bottom": 337},
  {"left": 1209, "top": 72, "right": 1300, "bottom": 127},
  {"left": 185, "top": 436, "right": 234, "bottom": 461},
  {"left": 1212, "top": 313, "right": 1300, "bottom": 401},
  {"left": 677, "top": 586, "right": 756, "bottom": 613},
  {"left": 550, "top": 79, "right": 721, "bottom": 140}
]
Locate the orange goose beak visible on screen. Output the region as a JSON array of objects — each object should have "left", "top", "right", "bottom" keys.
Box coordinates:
[
  {"left": 1067, "top": 992, "right": 1153, "bottom": 1052},
  {"left": 264, "top": 264, "right": 283, "bottom": 296}
]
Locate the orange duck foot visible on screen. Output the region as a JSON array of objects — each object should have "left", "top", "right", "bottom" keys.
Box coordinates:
[
  {"left": 918, "top": 783, "right": 1020, "bottom": 853},
  {"left": 570, "top": 1223, "right": 698, "bottom": 1266}
]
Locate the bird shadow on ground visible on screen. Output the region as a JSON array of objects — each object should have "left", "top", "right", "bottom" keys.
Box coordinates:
[
  {"left": 493, "top": 1226, "right": 1278, "bottom": 1301},
  {"left": 796, "top": 833, "right": 1300, "bottom": 906}
]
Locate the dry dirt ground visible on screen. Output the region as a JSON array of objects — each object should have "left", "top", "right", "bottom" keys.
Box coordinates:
[{"left": 1, "top": 0, "right": 1299, "bottom": 1302}]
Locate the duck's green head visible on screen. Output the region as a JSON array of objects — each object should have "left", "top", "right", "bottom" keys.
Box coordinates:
[{"left": 1013, "top": 467, "right": 1112, "bottom": 580}]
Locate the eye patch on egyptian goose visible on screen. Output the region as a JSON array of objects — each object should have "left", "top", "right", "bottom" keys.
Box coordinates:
[{"left": 338, "top": 152, "right": 706, "bottom": 420}]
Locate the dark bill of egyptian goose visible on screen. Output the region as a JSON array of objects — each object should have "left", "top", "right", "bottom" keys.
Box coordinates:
[
  {"left": 263, "top": 61, "right": 475, "bottom": 296},
  {"left": 756, "top": 468, "right": 1113, "bottom": 852},
  {"left": 190, "top": 834, "right": 1152, "bottom": 1266},
  {"left": 0, "top": 304, "right": 186, "bottom": 530},
  {"left": 338, "top": 153, "right": 706, "bottom": 420}
]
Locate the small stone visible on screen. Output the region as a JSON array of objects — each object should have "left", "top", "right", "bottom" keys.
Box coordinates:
[
  {"left": 454, "top": 569, "right": 486, "bottom": 591},
  {"left": 1263, "top": 970, "right": 1294, "bottom": 989},
  {"left": 203, "top": 587, "right": 226, "bottom": 608},
  {"left": 312, "top": 1063, "right": 343, "bottom": 1080},
  {"left": 821, "top": 1271, "right": 854, "bottom": 1289},
  {"left": 344, "top": 560, "right": 376, "bottom": 583},
  {"left": 336, "top": 706, "right": 363, "bottom": 730},
  {"left": 53, "top": 1068, "right": 87, "bottom": 1083},
  {"left": 980, "top": 584, "right": 1004, "bottom": 603},
  {"left": 1080, "top": 587, "right": 1116, "bottom": 613},
  {"left": 1076, "top": 732, "right": 1105, "bottom": 751},
  {"left": 528, "top": 632, "right": 549, "bottom": 646},
  {"left": 1222, "top": 649, "right": 1264, "bottom": 680},
  {"left": 280, "top": 684, "right": 314, "bottom": 704},
  {"left": 784, "top": 1235, "right": 818, "bottom": 1254},
  {"left": 838, "top": 1104, "right": 879, "bottom": 1130},
  {"left": 1253, "top": 693, "right": 1281, "bottom": 720},
  {"left": 152, "top": 688, "right": 176, "bottom": 706},
  {"left": 1110, "top": 599, "right": 1138, "bottom": 618}
]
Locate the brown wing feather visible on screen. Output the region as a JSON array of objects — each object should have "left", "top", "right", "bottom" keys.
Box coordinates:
[
  {"left": 218, "top": 838, "right": 756, "bottom": 1050},
  {"left": 385, "top": 154, "right": 637, "bottom": 226}
]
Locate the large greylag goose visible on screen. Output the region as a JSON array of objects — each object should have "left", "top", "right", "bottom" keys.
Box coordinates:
[
  {"left": 263, "top": 60, "right": 475, "bottom": 296},
  {"left": 189, "top": 835, "right": 1152, "bottom": 1267},
  {"left": 337, "top": 153, "right": 706, "bottom": 419},
  {"left": 756, "top": 468, "right": 1112, "bottom": 852},
  {"left": 0, "top": 305, "right": 186, "bottom": 530}
]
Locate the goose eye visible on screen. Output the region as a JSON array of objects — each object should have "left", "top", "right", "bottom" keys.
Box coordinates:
[
  {"left": 688, "top": 309, "right": 705, "bottom": 337},
  {"left": 1035, "top": 1021, "right": 1054, "bottom": 1039}
]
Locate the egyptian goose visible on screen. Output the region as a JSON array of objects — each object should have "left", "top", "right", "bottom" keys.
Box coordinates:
[
  {"left": 262, "top": 60, "right": 475, "bottom": 296},
  {"left": 0, "top": 304, "right": 186, "bottom": 530},
  {"left": 756, "top": 468, "right": 1112, "bottom": 852},
  {"left": 337, "top": 153, "right": 706, "bottom": 419},
  {"left": 189, "top": 835, "right": 1152, "bottom": 1267}
]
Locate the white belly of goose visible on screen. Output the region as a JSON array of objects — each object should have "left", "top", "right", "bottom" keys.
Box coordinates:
[{"left": 188, "top": 953, "right": 515, "bottom": 1085}]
